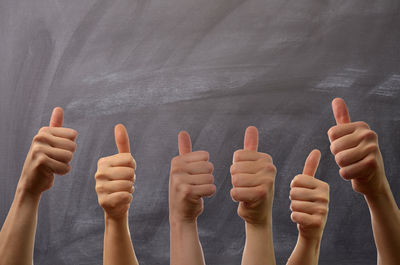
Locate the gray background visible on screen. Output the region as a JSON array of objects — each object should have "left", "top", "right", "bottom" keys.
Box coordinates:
[{"left": 0, "top": 0, "right": 399, "bottom": 264}]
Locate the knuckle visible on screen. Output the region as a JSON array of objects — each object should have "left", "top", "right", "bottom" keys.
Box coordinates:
[
  {"left": 231, "top": 175, "right": 240, "bottom": 187},
  {"left": 38, "top": 127, "right": 50, "bottom": 134},
  {"left": 357, "top": 121, "right": 370, "bottom": 129},
  {"left": 335, "top": 153, "right": 346, "bottom": 167},
  {"left": 361, "top": 129, "right": 377, "bottom": 141},
  {"left": 364, "top": 155, "right": 378, "bottom": 169},
  {"left": 181, "top": 185, "right": 192, "bottom": 198},
  {"left": 95, "top": 183, "right": 105, "bottom": 193},
  {"left": 230, "top": 164, "right": 237, "bottom": 175},
  {"left": 327, "top": 127, "right": 338, "bottom": 140},
  {"left": 97, "top": 157, "right": 107, "bottom": 167}
]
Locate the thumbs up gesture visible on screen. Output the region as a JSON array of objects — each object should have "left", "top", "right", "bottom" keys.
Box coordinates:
[
  {"left": 169, "top": 131, "right": 216, "bottom": 223},
  {"left": 328, "top": 98, "right": 386, "bottom": 196},
  {"left": 95, "top": 124, "right": 136, "bottom": 220},
  {"left": 19, "top": 107, "right": 78, "bottom": 197},
  {"left": 230, "top": 126, "right": 277, "bottom": 225},
  {"left": 289, "top": 150, "right": 330, "bottom": 240}
]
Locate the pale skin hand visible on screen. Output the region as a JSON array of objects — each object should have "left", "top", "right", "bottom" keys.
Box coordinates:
[
  {"left": 230, "top": 126, "right": 277, "bottom": 265},
  {"left": 329, "top": 98, "right": 400, "bottom": 265},
  {"left": 287, "top": 149, "right": 330, "bottom": 265},
  {"left": 95, "top": 124, "right": 138, "bottom": 265},
  {"left": 0, "top": 107, "right": 77, "bottom": 265},
  {"left": 169, "top": 131, "right": 216, "bottom": 265}
]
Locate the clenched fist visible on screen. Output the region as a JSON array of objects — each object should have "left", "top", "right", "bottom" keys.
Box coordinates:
[
  {"left": 95, "top": 124, "right": 136, "bottom": 220},
  {"left": 169, "top": 131, "right": 216, "bottom": 223},
  {"left": 290, "top": 150, "right": 329, "bottom": 240},
  {"left": 328, "top": 98, "right": 386, "bottom": 196},
  {"left": 19, "top": 107, "right": 78, "bottom": 196},
  {"left": 230, "top": 126, "right": 277, "bottom": 225}
]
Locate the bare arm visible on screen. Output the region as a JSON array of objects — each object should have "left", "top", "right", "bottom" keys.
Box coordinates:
[
  {"left": 169, "top": 131, "right": 216, "bottom": 265},
  {"left": 0, "top": 107, "right": 77, "bottom": 265},
  {"left": 287, "top": 150, "right": 329, "bottom": 265},
  {"left": 329, "top": 98, "right": 400, "bottom": 265},
  {"left": 95, "top": 124, "right": 138, "bottom": 265},
  {"left": 230, "top": 126, "right": 276, "bottom": 265},
  {"left": 365, "top": 182, "right": 400, "bottom": 265}
]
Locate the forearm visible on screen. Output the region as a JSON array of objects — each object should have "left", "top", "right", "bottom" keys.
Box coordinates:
[
  {"left": 286, "top": 235, "right": 321, "bottom": 265},
  {"left": 365, "top": 183, "right": 400, "bottom": 265},
  {"left": 0, "top": 186, "right": 41, "bottom": 265},
  {"left": 170, "top": 219, "right": 205, "bottom": 265},
  {"left": 241, "top": 221, "right": 276, "bottom": 265},
  {"left": 104, "top": 214, "right": 138, "bottom": 265}
]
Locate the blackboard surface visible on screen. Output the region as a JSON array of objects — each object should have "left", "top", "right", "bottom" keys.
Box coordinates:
[{"left": 0, "top": 0, "right": 399, "bottom": 264}]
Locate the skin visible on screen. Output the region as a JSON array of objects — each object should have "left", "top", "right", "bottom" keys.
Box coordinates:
[
  {"left": 230, "top": 126, "right": 277, "bottom": 265},
  {"left": 0, "top": 107, "right": 78, "bottom": 265},
  {"left": 287, "top": 149, "right": 330, "bottom": 265},
  {"left": 94, "top": 124, "right": 139, "bottom": 265},
  {"left": 169, "top": 131, "right": 216, "bottom": 265},
  {"left": 328, "top": 98, "right": 400, "bottom": 265}
]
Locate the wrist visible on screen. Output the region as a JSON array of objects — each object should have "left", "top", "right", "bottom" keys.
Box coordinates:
[
  {"left": 15, "top": 184, "right": 42, "bottom": 205},
  {"left": 297, "top": 234, "right": 321, "bottom": 252},
  {"left": 105, "top": 212, "right": 129, "bottom": 226}
]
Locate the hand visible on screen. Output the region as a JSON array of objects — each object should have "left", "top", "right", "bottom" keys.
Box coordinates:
[
  {"left": 95, "top": 124, "right": 136, "bottom": 220},
  {"left": 290, "top": 150, "right": 329, "bottom": 240},
  {"left": 169, "top": 131, "right": 216, "bottom": 224},
  {"left": 19, "top": 107, "right": 78, "bottom": 197},
  {"left": 230, "top": 126, "right": 276, "bottom": 225},
  {"left": 328, "top": 98, "right": 386, "bottom": 196}
]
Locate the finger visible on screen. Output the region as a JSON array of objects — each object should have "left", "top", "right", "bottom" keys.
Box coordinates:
[
  {"left": 102, "top": 192, "right": 133, "bottom": 207},
  {"left": 40, "top": 127, "right": 78, "bottom": 141},
  {"left": 290, "top": 200, "right": 326, "bottom": 215},
  {"left": 291, "top": 212, "right": 322, "bottom": 227},
  {"left": 330, "top": 133, "right": 360, "bottom": 155},
  {"left": 182, "top": 161, "right": 214, "bottom": 175},
  {"left": 339, "top": 153, "right": 376, "bottom": 180},
  {"left": 34, "top": 133, "right": 77, "bottom": 152},
  {"left": 302, "top": 149, "right": 321, "bottom": 177},
  {"left": 38, "top": 155, "right": 71, "bottom": 175},
  {"left": 49, "top": 107, "right": 64, "bottom": 127},
  {"left": 175, "top": 151, "right": 209, "bottom": 163},
  {"left": 290, "top": 175, "right": 319, "bottom": 189},
  {"left": 290, "top": 187, "right": 327, "bottom": 202},
  {"left": 96, "top": 180, "right": 134, "bottom": 194},
  {"left": 96, "top": 166, "right": 135, "bottom": 181},
  {"left": 328, "top": 122, "right": 369, "bottom": 143},
  {"left": 335, "top": 143, "right": 373, "bottom": 168},
  {"left": 244, "top": 126, "right": 258, "bottom": 151},
  {"left": 231, "top": 173, "right": 268, "bottom": 188},
  {"left": 39, "top": 145, "right": 74, "bottom": 163},
  {"left": 114, "top": 124, "right": 131, "bottom": 153},
  {"left": 178, "top": 131, "right": 192, "bottom": 155},
  {"left": 233, "top": 150, "right": 272, "bottom": 163},
  {"left": 97, "top": 153, "right": 136, "bottom": 169},
  {"left": 230, "top": 186, "right": 266, "bottom": 203},
  {"left": 173, "top": 173, "right": 214, "bottom": 185},
  {"left": 191, "top": 184, "right": 216, "bottom": 198},
  {"left": 231, "top": 160, "right": 273, "bottom": 175},
  {"left": 332, "top": 98, "right": 351, "bottom": 125}
]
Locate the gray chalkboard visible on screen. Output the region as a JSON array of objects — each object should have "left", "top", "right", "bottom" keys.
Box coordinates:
[{"left": 1, "top": 0, "right": 399, "bottom": 264}]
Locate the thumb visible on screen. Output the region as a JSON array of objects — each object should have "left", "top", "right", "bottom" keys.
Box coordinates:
[
  {"left": 49, "top": 107, "right": 64, "bottom": 127},
  {"left": 114, "top": 124, "right": 131, "bottom": 153},
  {"left": 244, "top": 126, "right": 258, "bottom": 151},
  {"left": 302, "top": 149, "right": 321, "bottom": 177},
  {"left": 332, "top": 98, "right": 351, "bottom": 125},
  {"left": 178, "top": 131, "right": 192, "bottom": 155}
]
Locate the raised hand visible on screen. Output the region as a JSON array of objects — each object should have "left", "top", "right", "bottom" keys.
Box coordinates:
[
  {"left": 95, "top": 124, "right": 136, "bottom": 220},
  {"left": 169, "top": 131, "right": 216, "bottom": 223},
  {"left": 230, "top": 126, "right": 276, "bottom": 225},
  {"left": 328, "top": 98, "right": 386, "bottom": 196},
  {"left": 19, "top": 107, "right": 78, "bottom": 196},
  {"left": 290, "top": 150, "right": 329, "bottom": 240}
]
